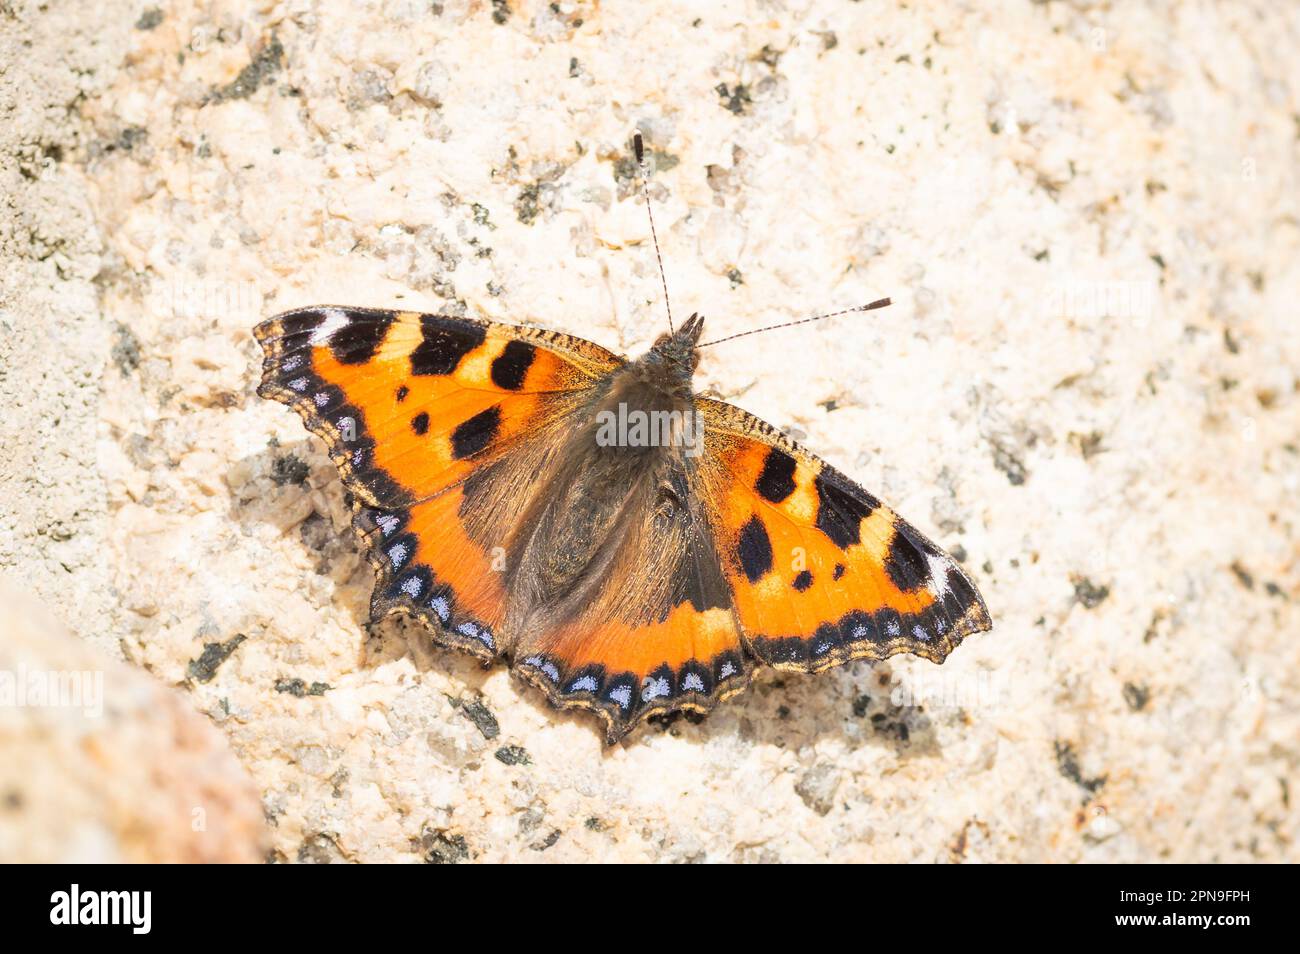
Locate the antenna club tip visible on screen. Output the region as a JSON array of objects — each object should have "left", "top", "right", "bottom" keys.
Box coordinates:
[{"left": 633, "top": 131, "right": 644, "bottom": 163}]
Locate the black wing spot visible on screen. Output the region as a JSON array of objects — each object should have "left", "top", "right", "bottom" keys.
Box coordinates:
[
  {"left": 792, "top": 569, "right": 813, "bottom": 592},
  {"left": 814, "top": 473, "right": 879, "bottom": 549},
  {"left": 833, "top": 563, "right": 846, "bottom": 580},
  {"left": 490, "top": 339, "right": 536, "bottom": 390},
  {"left": 411, "top": 411, "right": 429, "bottom": 435},
  {"left": 410, "top": 315, "right": 486, "bottom": 376},
  {"left": 278, "top": 310, "right": 324, "bottom": 338},
  {"left": 330, "top": 311, "right": 394, "bottom": 365},
  {"left": 395, "top": 385, "right": 409, "bottom": 402},
  {"left": 450, "top": 406, "right": 501, "bottom": 459},
  {"left": 737, "top": 515, "right": 773, "bottom": 583},
  {"left": 755, "top": 447, "right": 797, "bottom": 503},
  {"left": 884, "top": 527, "right": 930, "bottom": 592}
]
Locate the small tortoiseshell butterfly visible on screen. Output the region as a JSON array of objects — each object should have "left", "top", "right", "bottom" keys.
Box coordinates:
[{"left": 255, "top": 135, "right": 991, "bottom": 743}]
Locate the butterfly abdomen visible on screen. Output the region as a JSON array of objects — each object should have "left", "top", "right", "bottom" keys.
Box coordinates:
[{"left": 503, "top": 364, "right": 702, "bottom": 634}]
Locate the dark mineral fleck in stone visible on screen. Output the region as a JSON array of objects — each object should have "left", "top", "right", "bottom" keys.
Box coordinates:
[
  {"left": 135, "top": 7, "right": 163, "bottom": 30},
  {"left": 494, "top": 745, "right": 530, "bottom": 766},
  {"left": 270, "top": 453, "right": 309, "bottom": 487},
  {"left": 459, "top": 699, "right": 500, "bottom": 739},
  {"left": 187, "top": 634, "right": 247, "bottom": 683}
]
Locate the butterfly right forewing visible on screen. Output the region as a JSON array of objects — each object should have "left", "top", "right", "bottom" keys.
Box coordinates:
[{"left": 693, "top": 397, "right": 991, "bottom": 671}]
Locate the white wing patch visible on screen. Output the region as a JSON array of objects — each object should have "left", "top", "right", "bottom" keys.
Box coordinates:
[
  {"left": 926, "top": 551, "right": 953, "bottom": 598},
  {"left": 309, "top": 307, "right": 350, "bottom": 347}
]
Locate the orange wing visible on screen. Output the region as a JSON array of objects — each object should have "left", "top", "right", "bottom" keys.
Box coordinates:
[
  {"left": 694, "top": 398, "right": 991, "bottom": 671},
  {"left": 510, "top": 465, "right": 753, "bottom": 742},
  {"left": 255, "top": 306, "right": 621, "bottom": 659}
]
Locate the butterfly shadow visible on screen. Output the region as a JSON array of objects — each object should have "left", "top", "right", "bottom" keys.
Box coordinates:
[
  {"left": 635, "top": 663, "right": 946, "bottom": 757},
  {"left": 360, "top": 613, "right": 497, "bottom": 696},
  {"left": 528, "top": 662, "right": 941, "bottom": 756},
  {"left": 229, "top": 437, "right": 498, "bottom": 688}
]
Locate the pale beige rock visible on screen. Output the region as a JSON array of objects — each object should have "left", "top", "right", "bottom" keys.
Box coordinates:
[
  {"left": 2, "top": 0, "right": 1295, "bottom": 862},
  {"left": 0, "top": 583, "right": 268, "bottom": 863},
  {"left": 0, "top": 0, "right": 137, "bottom": 660}
]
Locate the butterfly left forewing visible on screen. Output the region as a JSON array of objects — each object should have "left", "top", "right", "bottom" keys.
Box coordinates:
[
  {"left": 255, "top": 306, "right": 624, "bottom": 659},
  {"left": 694, "top": 398, "right": 991, "bottom": 671},
  {"left": 255, "top": 306, "right": 622, "bottom": 508}
]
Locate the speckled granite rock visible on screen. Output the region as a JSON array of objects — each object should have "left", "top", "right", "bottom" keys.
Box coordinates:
[
  {"left": 40, "top": 0, "right": 1300, "bottom": 861},
  {"left": 0, "top": 583, "right": 268, "bottom": 863},
  {"left": 0, "top": 0, "right": 136, "bottom": 660}
]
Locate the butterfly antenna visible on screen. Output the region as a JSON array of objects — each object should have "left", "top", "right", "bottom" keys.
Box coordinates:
[
  {"left": 634, "top": 131, "right": 674, "bottom": 335},
  {"left": 697, "top": 297, "right": 893, "bottom": 348}
]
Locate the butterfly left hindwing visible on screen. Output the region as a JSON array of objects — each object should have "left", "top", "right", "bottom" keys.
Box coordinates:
[{"left": 510, "top": 458, "right": 754, "bottom": 741}]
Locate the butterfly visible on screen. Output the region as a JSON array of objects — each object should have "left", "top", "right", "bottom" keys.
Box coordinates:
[{"left": 254, "top": 139, "right": 991, "bottom": 744}]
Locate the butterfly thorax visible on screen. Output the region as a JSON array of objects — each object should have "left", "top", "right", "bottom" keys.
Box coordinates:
[{"left": 635, "top": 311, "right": 704, "bottom": 399}]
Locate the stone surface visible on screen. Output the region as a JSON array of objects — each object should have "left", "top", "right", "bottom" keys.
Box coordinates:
[
  {"left": 3, "top": 0, "right": 1297, "bottom": 862},
  {"left": 0, "top": 583, "right": 268, "bottom": 863},
  {"left": 0, "top": 0, "right": 136, "bottom": 659}
]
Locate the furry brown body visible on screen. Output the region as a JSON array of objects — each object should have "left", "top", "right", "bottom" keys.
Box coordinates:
[{"left": 495, "top": 314, "right": 719, "bottom": 650}]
